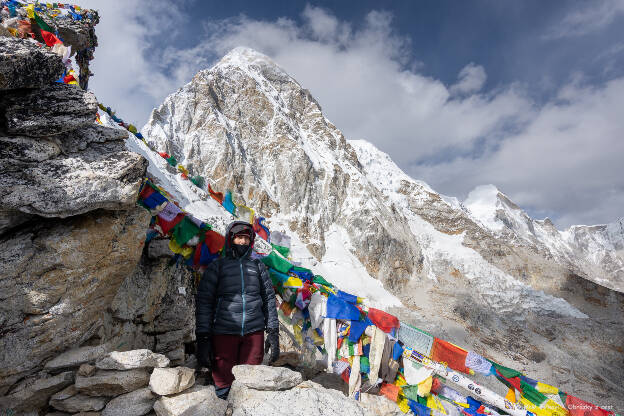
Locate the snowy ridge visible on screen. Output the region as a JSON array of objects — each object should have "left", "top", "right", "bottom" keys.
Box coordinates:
[
  {"left": 464, "top": 184, "right": 624, "bottom": 292},
  {"left": 350, "top": 140, "right": 588, "bottom": 318}
]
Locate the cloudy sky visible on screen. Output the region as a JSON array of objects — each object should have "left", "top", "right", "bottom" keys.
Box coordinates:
[{"left": 79, "top": 0, "right": 624, "bottom": 228}]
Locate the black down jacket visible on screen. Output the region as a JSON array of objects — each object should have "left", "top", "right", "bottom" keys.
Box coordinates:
[{"left": 195, "top": 221, "right": 278, "bottom": 336}]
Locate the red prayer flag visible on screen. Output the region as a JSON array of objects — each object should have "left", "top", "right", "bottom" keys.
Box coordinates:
[
  {"left": 367, "top": 308, "right": 400, "bottom": 333},
  {"left": 204, "top": 230, "right": 225, "bottom": 254},
  {"left": 495, "top": 369, "right": 522, "bottom": 392},
  {"left": 379, "top": 382, "right": 400, "bottom": 402},
  {"left": 208, "top": 184, "right": 224, "bottom": 204},
  {"left": 139, "top": 183, "right": 155, "bottom": 200},
  {"left": 63, "top": 74, "right": 76, "bottom": 84},
  {"left": 566, "top": 394, "right": 614, "bottom": 416},
  {"left": 159, "top": 152, "right": 170, "bottom": 159},
  {"left": 156, "top": 213, "right": 184, "bottom": 235},
  {"left": 193, "top": 242, "right": 203, "bottom": 266},
  {"left": 431, "top": 338, "right": 470, "bottom": 374},
  {"left": 40, "top": 29, "right": 62, "bottom": 46}
]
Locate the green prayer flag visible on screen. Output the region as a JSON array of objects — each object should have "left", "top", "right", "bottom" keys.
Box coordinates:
[
  {"left": 190, "top": 175, "right": 205, "bottom": 188},
  {"left": 172, "top": 216, "right": 200, "bottom": 246},
  {"left": 271, "top": 243, "right": 290, "bottom": 258},
  {"left": 166, "top": 156, "right": 177, "bottom": 167},
  {"left": 401, "top": 385, "right": 421, "bottom": 401},
  {"left": 490, "top": 361, "right": 523, "bottom": 378},
  {"left": 520, "top": 380, "right": 547, "bottom": 406},
  {"left": 360, "top": 356, "right": 370, "bottom": 373},
  {"left": 34, "top": 12, "right": 53, "bottom": 32},
  {"left": 417, "top": 395, "right": 427, "bottom": 405},
  {"left": 260, "top": 251, "right": 293, "bottom": 274},
  {"left": 313, "top": 274, "right": 333, "bottom": 288}
]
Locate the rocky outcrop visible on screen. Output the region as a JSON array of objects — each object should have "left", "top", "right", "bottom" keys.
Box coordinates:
[
  {"left": 0, "top": 37, "right": 65, "bottom": 90},
  {"left": 1, "top": 84, "right": 99, "bottom": 136},
  {"left": 0, "top": 35, "right": 152, "bottom": 414}
]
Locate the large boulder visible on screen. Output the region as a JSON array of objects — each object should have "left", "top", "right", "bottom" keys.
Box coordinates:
[
  {"left": 0, "top": 126, "right": 146, "bottom": 226},
  {"left": 75, "top": 369, "right": 151, "bottom": 397},
  {"left": 0, "top": 371, "right": 73, "bottom": 413},
  {"left": 149, "top": 367, "right": 195, "bottom": 396},
  {"left": 96, "top": 350, "right": 170, "bottom": 370},
  {"left": 231, "top": 365, "right": 302, "bottom": 391},
  {"left": 101, "top": 387, "right": 156, "bottom": 416},
  {"left": 0, "top": 208, "right": 150, "bottom": 394},
  {"left": 0, "top": 37, "right": 65, "bottom": 90},
  {"left": 1, "top": 84, "right": 98, "bottom": 137},
  {"left": 49, "top": 385, "right": 109, "bottom": 413},
  {"left": 227, "top": 379, "right": 368, "bottom": 416},
  {"left": 153, "top": 385, "right": 227, "bottom": 416}
]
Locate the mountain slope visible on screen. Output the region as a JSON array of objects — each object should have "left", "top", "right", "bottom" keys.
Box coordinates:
[{"left": 134, "top": 47, "right": 624, "bottom": 404}]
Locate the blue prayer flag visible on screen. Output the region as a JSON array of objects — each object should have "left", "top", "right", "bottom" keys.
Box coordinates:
[
  {"left": 408, "top": 400, "right": 431, "bottom": 416},
  {"left": 337, "top": 290, "right": 358, "bottom": 304},
  {"left": 348, "top": 317, "right": 372, "bottom": 342},
  {"left": 326, "top": 294, "right": 361, "bottom": 320},
  {"left": 142, "top": 191, "right": 167, "bottom": 209}
]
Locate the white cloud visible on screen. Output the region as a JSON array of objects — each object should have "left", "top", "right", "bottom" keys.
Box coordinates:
[
  {"left": 77, "top": 0, "right": 193, "bottom": 126},
  {"left": 77, "top": 3, "right": 623, "bottom": 227},
  {"left": 546, "top": 0, "right": 624, "bottom": 39},
  {"left": 450, "top": 63, "right": 487, "bottom": 95}
]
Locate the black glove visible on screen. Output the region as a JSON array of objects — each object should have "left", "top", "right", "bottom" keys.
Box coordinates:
[
  {"left": 265, "top": 328, "right": 280, "bottom": 364},
  {"left": 196, "top": 333, "right": 213, "bottom": 369}
]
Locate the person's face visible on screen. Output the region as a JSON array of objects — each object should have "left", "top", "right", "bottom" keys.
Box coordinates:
[{"left": 233, "top": 234, "right": 250, "bottom": 245}]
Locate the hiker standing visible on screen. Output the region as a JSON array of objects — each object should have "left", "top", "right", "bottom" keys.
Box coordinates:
[{"left": 195, "top": 221, "right": 280, "bottom": 399}]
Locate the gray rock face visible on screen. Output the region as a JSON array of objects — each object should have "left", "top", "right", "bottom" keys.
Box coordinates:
[
  {"left": 101, "top": 387, "right": 156, "bottom": 416},
  {"left": 75, "top": 369, "right": 151, "bottom": 397},
  {"left": 231, "top": 365, "right": 302, "bottom": 391},
  {"left": 0, "top": 371, "right": 73, "bottom": 413},
  {"left": 50, "top": 385, "right": 109, "bottom": 413},
  {"left": 228, "top": 379, "right": 367, "bottom": 416},
  {"left": 79, "top": 364, "right": 97, "bottom": 377},
  {"left": 0, "top": 208, "right": 150, "bottom": 394},
  {"left": 96, "top": 350, "right": 170, "bottom": 370},
  {"left": 0, "top": 37, "right": 65, "bottom": 90},
  {"left": 0, "top": 127, "right": 147, "bottom": 223},
  {"left": 1, "top": 84, "right": 98, "bottom": 137},
  {"left": 149, "top": 367, "right": 195, "bottom": 396},
  {"left": 152, "top": 385, "right": 226, "bottom": 416}
]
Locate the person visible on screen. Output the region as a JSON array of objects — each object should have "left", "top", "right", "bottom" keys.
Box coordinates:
[{"left": 195, "top": 220, "right": 280, "bottom": 399}]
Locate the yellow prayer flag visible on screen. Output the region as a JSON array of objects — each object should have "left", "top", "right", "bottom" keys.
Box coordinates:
[
  {"left": 426, "top": 394, "right": 447, "bottom": 414},
  {"left": 396, "top": 395, "right": 410, "bottom": 413},
  {"left": 26, "top": 4, "right": 35, "bottom": 18},
  {"left": 536, "top": 382, "right": 559, "bottom": 395},
  {"left": 283, "top": 276, "right": 303, "bottom": 288},
  {"left": 505, "top": 387, "right": 517, "bottom": 403},
  {"left": 417, "top": 375, "right": 433, "bottom": 396},
  {"left": 169, "top": 238, "right": 193, "bottom": 258}
]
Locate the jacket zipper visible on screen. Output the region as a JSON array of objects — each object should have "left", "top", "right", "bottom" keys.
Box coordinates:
[
  {"left": 214, "top": 298, "right": 222, "bottom": 323},
  {"left": 240, "top": 260, "right": 245, "bottom": 336}
]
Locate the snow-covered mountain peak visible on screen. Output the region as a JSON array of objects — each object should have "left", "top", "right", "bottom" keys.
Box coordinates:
[{"left": 214, "top": 46, "right": 283, "bottom": 72}]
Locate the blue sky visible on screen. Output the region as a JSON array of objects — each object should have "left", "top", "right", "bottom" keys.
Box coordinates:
[{"left": 81, "top": 0, "right": 624, "bottom": 228}]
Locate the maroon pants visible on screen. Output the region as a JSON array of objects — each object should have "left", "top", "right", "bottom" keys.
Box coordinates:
[{"left": 211, "top": 330, "right": 264, "bottom": 388}]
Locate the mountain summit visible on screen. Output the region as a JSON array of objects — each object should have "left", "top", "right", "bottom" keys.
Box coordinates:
[{"left": 133, "top": 47, "right": 624, "bottom": 403}]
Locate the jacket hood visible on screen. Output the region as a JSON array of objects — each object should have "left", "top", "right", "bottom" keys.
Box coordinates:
[{"left": 224, "top": 221, "right": 255, "bottom": 258}]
